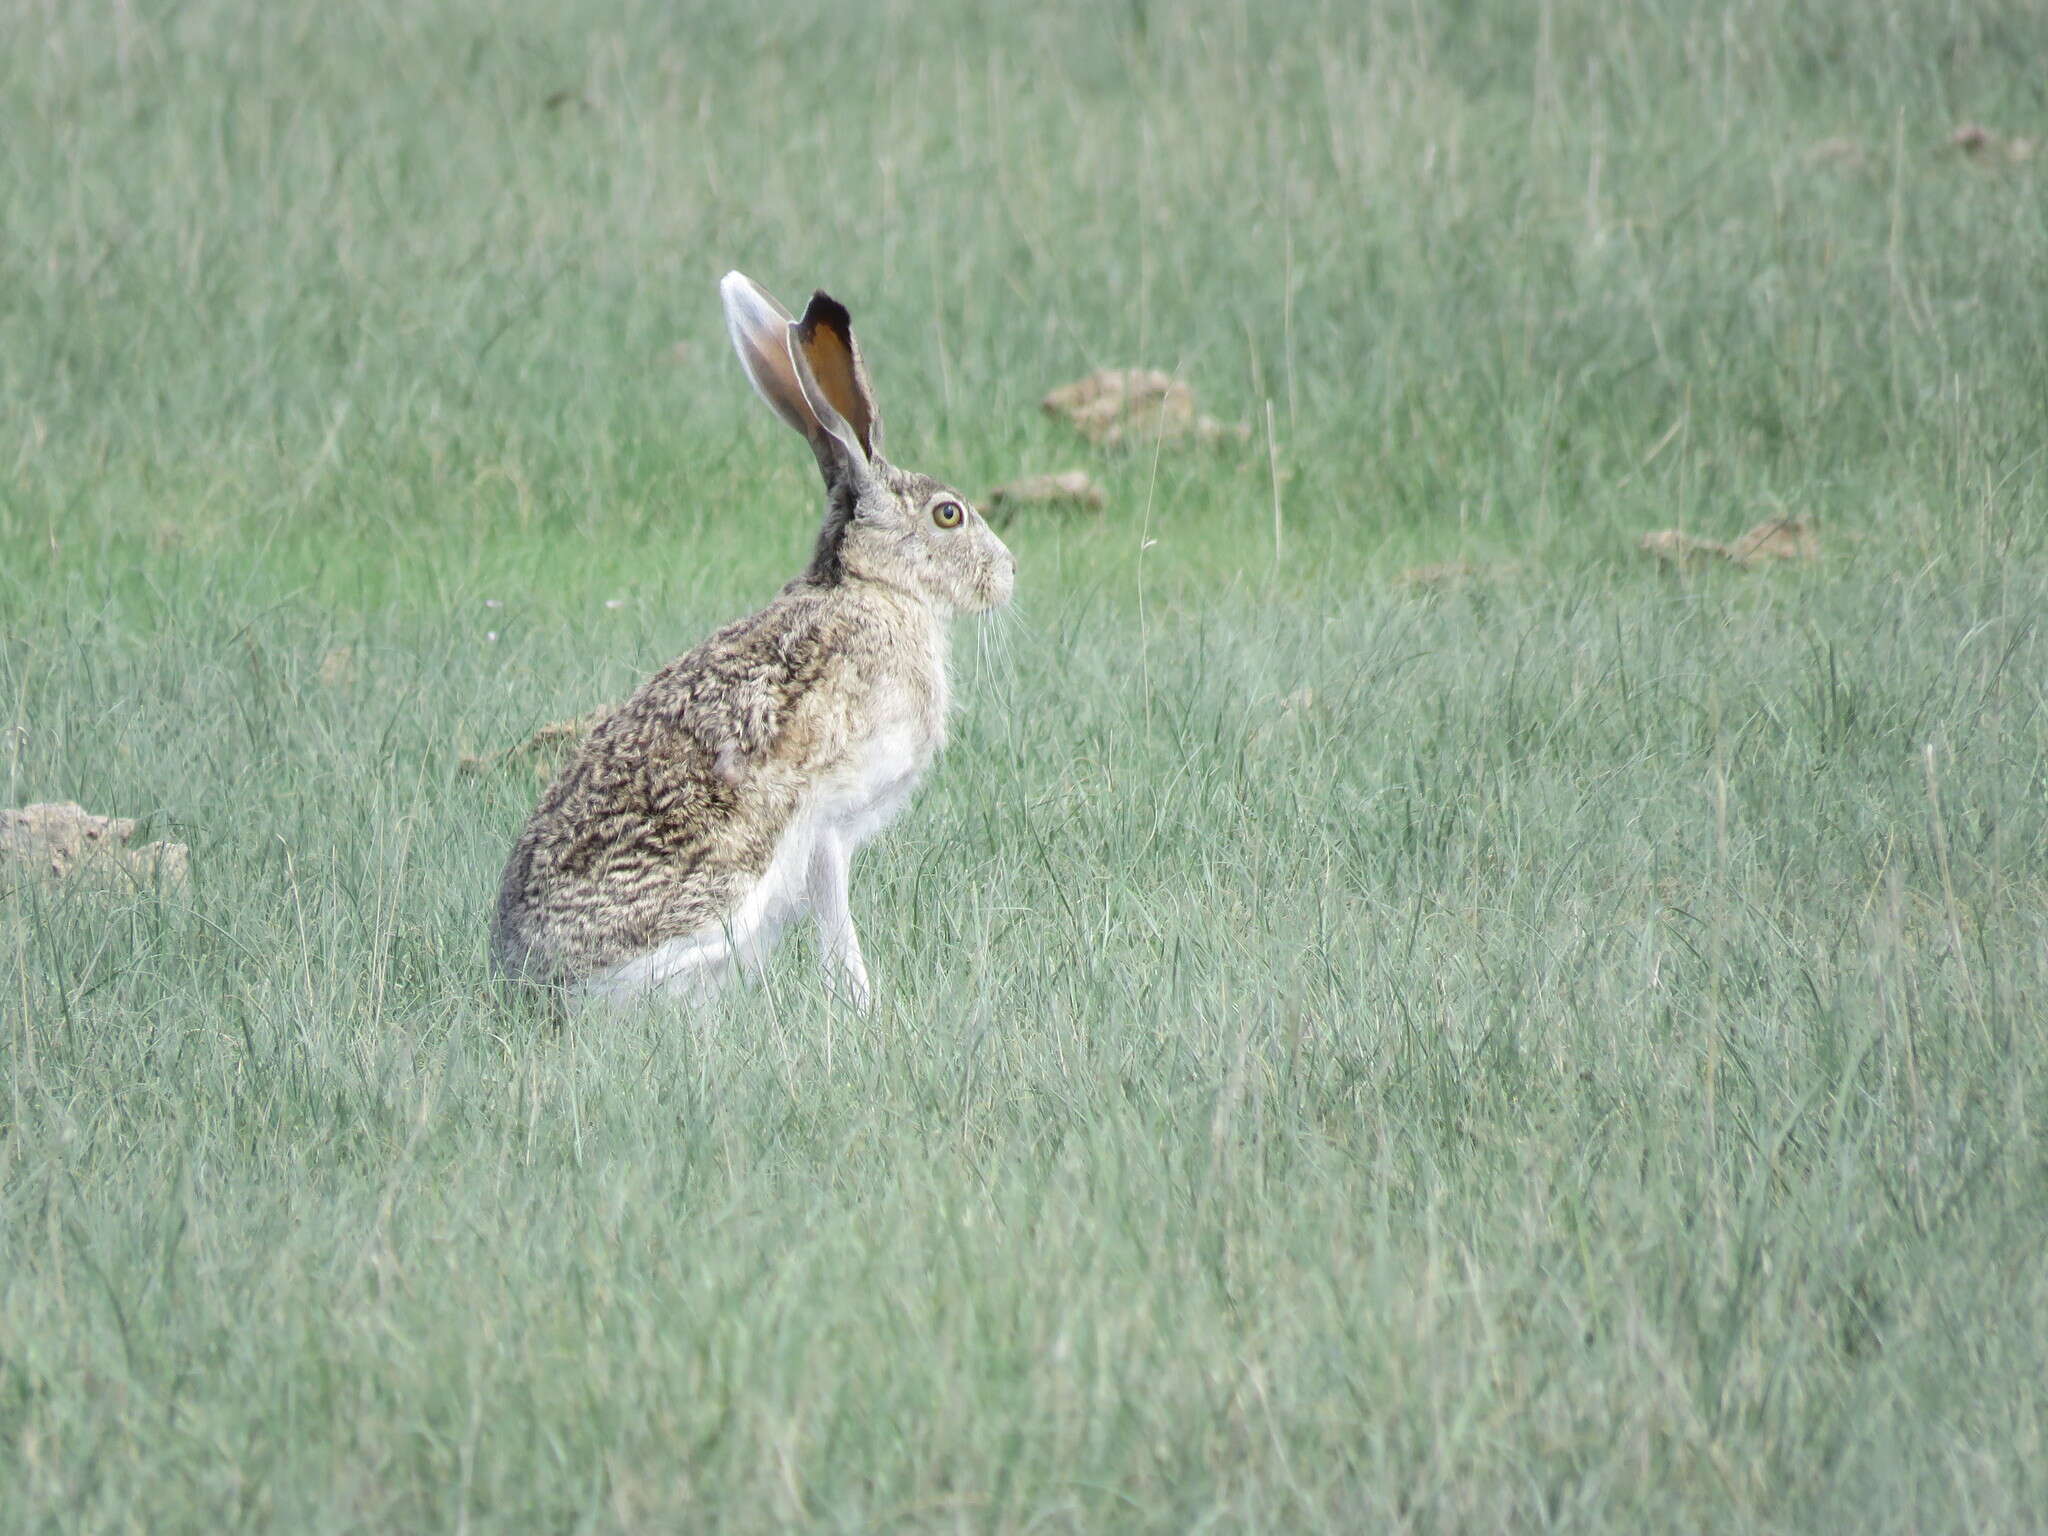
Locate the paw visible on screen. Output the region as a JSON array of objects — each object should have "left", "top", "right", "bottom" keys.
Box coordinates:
[{"left": 826, "top": 960, "right": 873, "bottom": 1014}]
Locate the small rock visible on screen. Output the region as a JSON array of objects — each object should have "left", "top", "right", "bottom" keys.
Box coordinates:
[
  {"left": 1638, "top": 516, "right": 1821, "bottom": 570},
  {"left": 1248, "top": 687, "right": 1319, "bottom": 749},
  {"left": 459, "top": 710, "right": 611, "bottom": 780},
  {"left": 1041, "top": 368, "right": 1249, "bottom": 448},
  {"left": 1397, "top": 560, "right": 1523, "bottom": 589},
  {"left": 1638, "top": 529, "right": 1728, "bottom": 569},
  {"left": 984, "top": 471, "right": 1106, "bottom": 517},
  {"left": 1, "top": 803, "right": 190, "bottom": 889},
  {"left": 1727, "top": 516, "right": 1821, "bottom": 565},
  {"left": 1948, "top": 123, "right": 2038, "bottom": 167},
  {"left": 127, "top": 841, "right": 189, "bottom": 885},
  {"left": 1399, "top": 560, "right": 1479, "bottom": 588},
  {"left": 1804, "top": 136, "right": 1868, "bottom": 173}
]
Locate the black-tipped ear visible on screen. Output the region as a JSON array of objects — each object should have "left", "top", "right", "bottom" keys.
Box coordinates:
[
  {"left": 794, "top": 291, "right": 884, "bottom": 462},
  {"left": 722, "top": 271, "right": 873, "bottom": 488}
]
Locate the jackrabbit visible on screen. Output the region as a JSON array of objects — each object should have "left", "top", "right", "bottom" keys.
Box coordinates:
[{"left": 492, "top": 273, "right": 1015, "bottom": 1008}]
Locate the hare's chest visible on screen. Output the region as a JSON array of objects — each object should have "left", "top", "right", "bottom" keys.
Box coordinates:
[{"left": 822, "top": 678, "right": 941, "bottom": 851}]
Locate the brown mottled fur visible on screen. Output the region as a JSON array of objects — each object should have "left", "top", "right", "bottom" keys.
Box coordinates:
[
  {"left": 491, "top": 279, "right": 1013, "bottom": 1000},
  {"left": 493, "top": 518, "right": 948, "bottom": 986}
]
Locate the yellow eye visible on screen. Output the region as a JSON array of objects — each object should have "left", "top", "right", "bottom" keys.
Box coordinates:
[{"left": 931, "top": 499, "right": 965, "bottom": 529}]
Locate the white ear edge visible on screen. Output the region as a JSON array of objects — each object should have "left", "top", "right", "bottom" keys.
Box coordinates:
[
  {"left": 720, "top": 271, "right": 869, "bottom": 473},
  {"left": 720, "top": 270, "right": 790, "bottom": 339},
  {"left": 720, "top": 271, "right": 810, "bottom": 439}
]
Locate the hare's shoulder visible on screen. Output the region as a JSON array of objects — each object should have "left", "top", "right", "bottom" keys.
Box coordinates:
[{"left": 595, "top": 584, "right": 866, "bottom": 779}]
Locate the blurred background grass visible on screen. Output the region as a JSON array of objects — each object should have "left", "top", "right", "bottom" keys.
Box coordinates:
[{"left": 3, "top": 0, "right": 2046, "bottom": 1529}]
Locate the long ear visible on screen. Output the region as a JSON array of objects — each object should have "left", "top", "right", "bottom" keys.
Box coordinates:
[
  {"left": 720, "top": 271, "right": 870, "bottom": 478},
  {"left": 794, "top": 291, "right": 884, "bottom": 461}
]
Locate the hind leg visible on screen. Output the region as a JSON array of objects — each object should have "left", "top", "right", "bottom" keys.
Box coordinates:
[
  {"left": 582, "top": 926, "right": 744, "bottom": 1006},
  {"left": 579, "top": 825, "right": 816, "bottom": 1009},
  {"left": 581, "top": 880, "right": 803, "bottom": 1007}
]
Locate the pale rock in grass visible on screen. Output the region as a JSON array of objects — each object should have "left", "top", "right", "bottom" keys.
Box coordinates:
[
  {"left": 318, "top": 645, "right": 356, "bottom": 688},
  {"left": 1638, "top": 528, "right": 1727, "bottom": 569},
  {"left": 1247, "top": 687, "right": 1319, "bottom": 751},
  {"left": 1803, "top": 136, "right": 1869, "bottom": 174},
  {"left": 1638, "top": 516, "right": 1821, "bottom": 571},
  {"left": 1637, "top": 528, "right": 1720, "bottom": 568},
  {"left": 1400, "top": 559, "right": 1480, "bottom": 587},
  {"left": 459, "top": 709, "right": 613, "bottom": 780},
  {"left": 1, "top": 802, "right": 189, "bottom": 889},
  {"left": 1397, "top": 559, "right": 1524, "bottom": 589},
  {"left": 1947, "top": 123, "right": 2039, "bottom": 168},
  {"left": 984, "top": 470, "right": 1106, "bottom": 519},
  {"left": 1726, "top": 516, "right": 1822, "bottom": 565},
  {"left": 1041, "top": 368, "right": 1249, "bottom": 448}
]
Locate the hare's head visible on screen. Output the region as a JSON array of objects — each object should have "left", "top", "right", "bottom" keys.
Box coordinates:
[{"left": 721, "top": 272, "right": 1015, "bottom": 614}]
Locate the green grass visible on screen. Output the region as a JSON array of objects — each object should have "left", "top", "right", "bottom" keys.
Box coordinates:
[{"left": 5, "top": 0, "right": 2048, "bottom": 1528}]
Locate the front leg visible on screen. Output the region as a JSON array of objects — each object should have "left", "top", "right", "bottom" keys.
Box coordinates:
[{"left": 806, "top": 830, "right": 872, "bottom": 1011}]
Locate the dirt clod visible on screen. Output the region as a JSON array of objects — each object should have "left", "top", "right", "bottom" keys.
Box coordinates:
[
  {"left": 1727, "top": 516, "right": 1821, "bottom": 565},
  {"left": 460, "top": 710, "right": 610, "bottom": 779},
  {"left": 1803, "top": 136, "right": 1868, "bottom": 173},
  {"left": 1638, "top": 516, "right": 1821, "bottom": 571},
  {"left": 1, "top": 802, "right": 189, "bottom": 888},
  {"left": 985, "top": 471, "right": 1106, "bottom": 518},
  {"left": 1947, "top": 123, "right": 2038, "bottom": 167},
  {"left": 1041, "top": 369, "right": 1248, "bottom": 448}
]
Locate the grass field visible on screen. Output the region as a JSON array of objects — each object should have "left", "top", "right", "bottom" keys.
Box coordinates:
[{"left": 5, "top": 0, "right": 2048, "bottom": 1528}]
